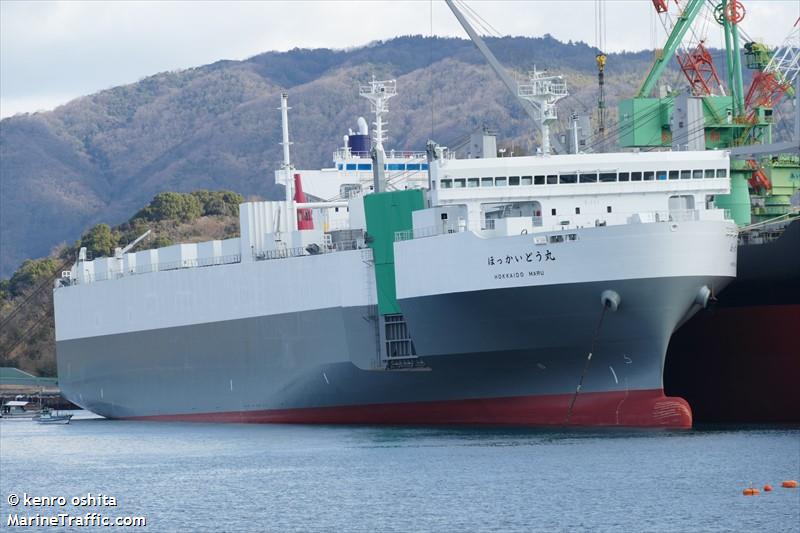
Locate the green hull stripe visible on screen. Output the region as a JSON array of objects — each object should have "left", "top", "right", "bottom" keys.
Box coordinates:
[{"left": 364, "top": 189, "right": 425, "bottom": 315}]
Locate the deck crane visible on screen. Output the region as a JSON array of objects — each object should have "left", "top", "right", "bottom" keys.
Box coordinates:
[
  {"left": 595, "top": 0, "right": 608, "bottom": 147},
  {"left": 638, "top": 0, "right": 722, "bottom": 98},
  {"left": 444, "top": 0, "right": 567, "bottom": 155},
  {"left": 619, "top": 0, "right": 799, "bottom": 226},
  {"left": 743, "top": 22, "right": 800, "bottom": 122}
]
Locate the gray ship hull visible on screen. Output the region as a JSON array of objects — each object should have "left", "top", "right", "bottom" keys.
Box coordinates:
[{"left": 56, "top": 275, "right": 727, "bottom": 427}]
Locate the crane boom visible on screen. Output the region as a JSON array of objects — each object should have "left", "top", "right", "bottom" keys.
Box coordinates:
[
  {"left": 444, "top": 0, "right": 566, "bottom": 154},
  {"left": 637, "top": 0, "right": 705, "bottom": 98},
  {"left": 118, "top": 230, "right": 151, "bottom": 256}
]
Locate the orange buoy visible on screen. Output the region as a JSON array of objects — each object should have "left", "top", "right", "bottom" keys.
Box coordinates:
[
  {"left": 763, "top": 484, "right": 773, "bottom": 492},
  {"left": 743, "top": 487, "right": 760, "bottom": 496},
  {"left": 782, "top": 480, "right": 798, "bottom": 488}
]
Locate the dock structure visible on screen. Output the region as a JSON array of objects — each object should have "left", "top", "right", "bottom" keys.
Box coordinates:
[{"left": 0, "top": 367, "right": 75, "bottom": 410}]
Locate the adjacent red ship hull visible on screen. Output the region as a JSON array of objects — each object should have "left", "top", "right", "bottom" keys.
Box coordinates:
[{"left": 665, "top": 220, "right": 800, "bottom": 424}]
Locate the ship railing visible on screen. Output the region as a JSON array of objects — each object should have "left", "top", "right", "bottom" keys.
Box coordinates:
[
  {"left": 303, "top": 239, "right": 365, "bottom": 254},
  {"left": 627, "top": 210, "right": 703, "bottom": 224},
  {"left": 333, "top": 149, "right": 427, "bottom": 161},
  {"left": 71, "top": 254, "right": 243, "bottom": 285},
  {"left": 325, "top": 239, "right": 364, "bottom": 253},
  {"left": 153, "top": 254, "right": 243, "bottom": 272},
  {"left": 255, "top": 247, "right": 306, "bottom": 261},
  {"left": 395, "top": 222, "right": 464, "bottom": 242}
]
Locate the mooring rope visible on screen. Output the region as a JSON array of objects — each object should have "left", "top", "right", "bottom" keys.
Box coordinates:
[{"left": 565, "top": 304, "right": 609, "bottom": 424}]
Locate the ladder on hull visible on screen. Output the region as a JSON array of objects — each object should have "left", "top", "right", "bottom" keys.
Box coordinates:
[{"left": 380, "top": 314, "right": 428, "bottom": 371}]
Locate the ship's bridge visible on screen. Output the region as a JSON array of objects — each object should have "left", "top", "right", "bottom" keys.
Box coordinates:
[
  {"left": 285, "top": 148, "right": 430, "bottom": 204},
  {"left": 417, "top": 150, "right": 733, "bottom": 237}
]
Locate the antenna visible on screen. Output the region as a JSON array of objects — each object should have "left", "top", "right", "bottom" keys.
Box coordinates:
[
  {"left": 359, "top": 78, "right": 397, "bottom": 193},
  {"left": 517, "top": 68, "right": 569, "bottom": 156},
  {"left": 278, "top": 93, "right": 295, "bottom": 233},
  {"left": 359, "top": 77, "right": 397, "bottom": 150}
]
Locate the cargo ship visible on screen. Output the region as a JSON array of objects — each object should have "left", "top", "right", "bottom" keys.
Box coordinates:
[
  {"left": 665, "top": 215, "right": 799, "bottom": 423},
  {"left": 52, "top": 82, "right": 738, "bottom": 428},
  {"left": 611, "top": 3, "right": 800, "bottom": 423}
]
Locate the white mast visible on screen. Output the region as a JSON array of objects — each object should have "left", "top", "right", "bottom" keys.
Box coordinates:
[
  {"left": 359, "top": 78, "right": 396, "bottom": 192},
  {"left": 279, "top": 93, "right": 295, "bottom": 234},
  {"left": 517, "top": 68, "right": 568, "bottom": 156},
  {"left": 444, "top": 0, "right": 568, "bottom": 155},
  {"left": 359, "top": 77, "right": 396, "bottom": 151}
]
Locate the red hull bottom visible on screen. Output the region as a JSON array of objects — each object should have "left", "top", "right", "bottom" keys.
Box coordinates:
[{"left": 128, "top": 388, "right": 692, "bottom": 428}]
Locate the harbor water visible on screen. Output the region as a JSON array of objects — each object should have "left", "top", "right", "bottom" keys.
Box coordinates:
[{"left": 1, "top": 412, "right": 798, "bottom": 532}]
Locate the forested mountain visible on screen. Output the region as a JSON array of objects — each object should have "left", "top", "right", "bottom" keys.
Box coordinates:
[
  {"left": 0, "top": 191, "right": 243, "bottom": 376},
  {"left": 1, "top": 35, "right": 658, "bottom": 277}
]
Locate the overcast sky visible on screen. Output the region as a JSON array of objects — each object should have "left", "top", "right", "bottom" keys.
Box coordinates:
[{"left": 2, "top": 0, "right": 798, "bottom": 118}]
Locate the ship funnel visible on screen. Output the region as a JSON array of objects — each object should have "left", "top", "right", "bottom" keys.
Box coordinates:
[
  {"left": 357, "top": 116, "right": 369, "bottom": 135},
  {"left": 600, "top": 290, "right": 620, "bottom": 312},
  {"left": 294, "top": 173, "right": 314, "bottom": 230}
]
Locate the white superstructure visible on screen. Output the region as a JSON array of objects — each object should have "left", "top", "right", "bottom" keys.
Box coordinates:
[
  {"left": 426, "top": 149, "right": 732, "bottom": 235},
  {"left": 59, "top": 150, "right": 735, "bottom": 316}
]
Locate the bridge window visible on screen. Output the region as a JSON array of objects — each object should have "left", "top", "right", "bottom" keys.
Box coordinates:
[
  {"left": 407, "top": 163, "right": 422, "bottom": 171},
  {"left": 509, "top": 176, "right": 520, "bottom": 186},
  {"left": 357, "top": 163, "right": 372, "bottom": 171},
  {"left": 631, "top": 172, "right": 642, "bottom": 181},
  {"left": 346, "top": 163, "right": 357, "bottom": 171},
  {"left": 657, "top": 171, "right": 668, "bottom": 180},
  {"left": 599, "top": 172, "right": 617, "bottom": 182},
  {"left": 669, "top": 170, "right": 679, "bottom": 180},
  {"left": 619, "top": 172, "right": 630, "bottom": 182},
  {"left": 481, "top": 177, "right": 494, "bottom": 187},
  {"left": 454, "top": 179, "right": 466, "bottom": 188},
  {"left": 547, "top": 175, "right": 558, "bottom": 185},
  {"left": 644, "top": 171, "right": 655, "bottom": 181},
  {"left": 386, "top": 163, "right": 404, "bottom": 171},
  {"left": 521, "top": 176, "right": 533, "bottom": 185},
  {"left": 467, "top": 178, "right": 479, "bottom": 188},
  {"left": 693, "top": 170, "right": 704, "bottom": 179},
  {"left": 717, "top": 168, "right": 727, "bottom": 178},
  {"left": 579, "top": 173, "right": 597, "bottom": 183},
  {"left": 560, "top": 174, "right": 577, "bottom": 184},
  {"left": 705, "top": 169, "right": 715, "bottom": 179},
  {"left": 680, "top": 170, "right": 691, "bottom": 180},
  {"left": 440, "top": 179, "right": 452, "bottom": 188},
  {"left": 534, "top": 175, "right": 544, "bottom": 185},
  {"left": 495, "top": 177, "right": 507, "bottom": 187}
]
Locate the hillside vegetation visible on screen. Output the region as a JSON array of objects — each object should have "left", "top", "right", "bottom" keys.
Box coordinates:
[
  {"left": 0, "top": 190, "right": 243, "bottom": 377},
  {"left": 1, "top": 35, "right": 664, "bottom": 277}
]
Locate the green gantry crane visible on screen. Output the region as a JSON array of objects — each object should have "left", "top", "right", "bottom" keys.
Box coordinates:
[{"left": 617, "top": 0, "right": 799, "bottom": 226}]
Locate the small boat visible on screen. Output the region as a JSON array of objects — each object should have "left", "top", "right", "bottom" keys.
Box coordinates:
[
  {"left": 1, "top": 400, "right": 41, "bottom": 419},
  {"left": 34, "top": 408, "right": 73, "bottom": 425}
]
